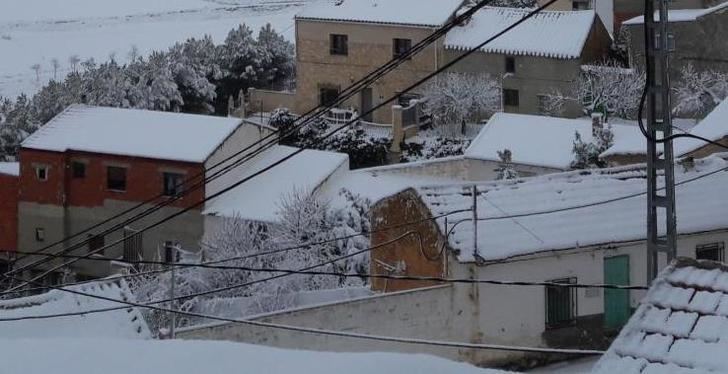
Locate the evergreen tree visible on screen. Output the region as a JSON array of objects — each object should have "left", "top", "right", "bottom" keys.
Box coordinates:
[{"left": 496, "top": 149, "right": 519, "bottom": 180}]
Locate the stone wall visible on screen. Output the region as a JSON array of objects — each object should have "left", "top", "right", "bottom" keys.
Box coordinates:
[{"left": 248, "top": 88, "right": 296, "bottom": 114}]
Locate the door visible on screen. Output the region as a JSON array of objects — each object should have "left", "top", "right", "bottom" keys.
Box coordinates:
[
  {"left": 604, "top": 255, "right": 631, "bottom": 329},
  {"left": 360, "top": 87, "right": 373, "bottom": 122}
]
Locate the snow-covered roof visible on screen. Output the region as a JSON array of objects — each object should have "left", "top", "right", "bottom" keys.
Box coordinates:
[
  {"left": 296, "top": 0, "right": 465, "bottom": 28},
  {"left": 601, "top": 118, "right": 698, "bottom": 158},
  {"left": 414, "top": 155, "right": 728, "bottom": 263},
  {"left": 2, "top": 339, "right": 505, "bottom": 374},
  {"left": 445, "top": 7, "right": 597, "bottom": 59},
  {"left": 594, "top": 258, "right": 728, "bottom": 373},
  {"left": 623, "top": 1, "right": 728, "bottom": 25},
  {"left": 676, "top": 98, "right": 728, "bottom": 157},
  {"left": 0, "top": 278, "right": 151, "bottom": 339},
  {"left": 203, "top": 145, "right": 349, "bottom": 222},
  {"left": 465, "top": 113, "right": 636, "bottom": 169},
  {"left": 0, "top": 162, "right": 19, "bottom": 176},
  {"left": 21, "top": 105, "right": 243, "bottom": 163}
]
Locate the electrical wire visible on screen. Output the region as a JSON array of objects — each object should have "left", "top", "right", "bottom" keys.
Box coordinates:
[{"left": 4, "top": 0, "right": 559, "bottom": 293}]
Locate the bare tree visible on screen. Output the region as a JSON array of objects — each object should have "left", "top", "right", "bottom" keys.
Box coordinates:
[
  {"left": 30, "top": 63, "right": 42, "bottom": 82},
  {"left": 50, "top": 58, "right": 60, "bottom": 80},
  {"left": 673, "top": 63, "right": 728, "bottom": 117}
]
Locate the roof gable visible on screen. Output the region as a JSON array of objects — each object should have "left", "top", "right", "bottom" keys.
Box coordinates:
[
  {"left": 296, "top": 0, "right": 465, "bottom": 28},
  {"left": 445, "top": 7, "right": 597, "bottom": 59},
  {"left": 21, "top": 105, "right": 243, "bottom": 163},
  {"left": 594, "top": 258, "right": 728, "bottom": 373},
  {"left": 624, "top": 1, "right": 728, "bottom": 24}
]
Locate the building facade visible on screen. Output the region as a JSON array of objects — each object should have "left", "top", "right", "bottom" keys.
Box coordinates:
[{"left": 0, "top": 163, "right": 19, "bottom": 275}]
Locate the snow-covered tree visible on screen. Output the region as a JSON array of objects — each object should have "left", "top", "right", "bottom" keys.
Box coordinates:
[
  {"left": 673, "top": 64, "right": 728, "bottom": 117},
  {"left": 496, "top": 149, "right": 519, "bottom": 180},
  {"left": 570, "top": 123, "right": 614, "bottom": 169},
  {"left": 577, "top": 61, "right": 645, "bottom": 119},
  {"left": 167, "top": 36, "right": 221, "bottom": 114},
  {"left": 421, "top": 72, "right": 501, "bottom": 135},
  {"left": 0, "top": 95, "right": 37, "bottom": 161}
]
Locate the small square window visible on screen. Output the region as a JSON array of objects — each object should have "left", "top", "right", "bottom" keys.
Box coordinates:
[
  {"left": 393, "top": 38, "right": 412, "bottom": 59},
  {"left": 320, "top": 87, "right": 340, "bottom": 107},
  {"left": 573, "top": 0, "right": 591, "bottom": 10},
  {"left": 505, "top": 56, "right": 516, "bottom": 74},
  {"left": 35, "top": 166, "right": 48, "bottom": 181},
  {"left": 163, "top": 172, "right": 185, "bottom": 197},
  {"left": 107, "top": 166, "right": 127, "bottom": 191},
  {"left": 71, "top": 161, "right": 86, "bottom": 179},
  {"left": 696, "top": 243, "right": 725, "bottom": 262},
  {"left": 503, "top": 89, "right": 520, "bottom": 107},
  {"left": 35, "top": 228, "right": 45, "bottom": 242},
  {"left": 330, "top": 34, "right": 348, "bottom": 56}
]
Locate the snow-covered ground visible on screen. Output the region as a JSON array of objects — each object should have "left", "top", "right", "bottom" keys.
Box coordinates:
[
  {"left": 526, "top": 357, "right": 598, "bottom": 373},
  {"left": 0, "top": 0, "right": 316, "bottom": 98},
  {"left": 2, "top": 338, "right": 510, "bottom": 374}
]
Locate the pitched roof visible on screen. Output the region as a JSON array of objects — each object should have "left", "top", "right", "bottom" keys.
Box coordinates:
[
  {"left": 21, "top": 105, "right": 243, "bottom": 163},
  {"left": 296, "top": 0, "right": 465, "bottom": 27},
  {"left": 445, "top": 7, "right": 597, "bottom": 59},
  {"left": 0, "top": 278, "right": 151, "bottom": 339},
  {"left": 0, "top": 162, "right": 19, "bottom": 176},
  {"left": 594, "top": 258, "right": 728, "bottom": 373},
  {"left": 465, "top": 113, "right": 637, "bottom": 169},
  {"left": 600, "top": 118, "right": 698, "bottom": 158},
  {"left": 413, "top": 155, "right": 728, "bottom": 263},
  {"left": 203, "top": 145, "right": 349, "bottom": 222},
  {"left": 676, "top": 98, "right": 728, "bottom": 157},
  {"left": 623, "top": 1, "right": 728, "bottom": 25}
]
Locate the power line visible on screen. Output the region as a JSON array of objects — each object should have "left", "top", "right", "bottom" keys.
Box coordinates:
[
  {"left": 4, "top": 0, "right": 558, "bottom": 292},
  {"left": 6, "top": 0, "right": 496, "bottom": 278}
]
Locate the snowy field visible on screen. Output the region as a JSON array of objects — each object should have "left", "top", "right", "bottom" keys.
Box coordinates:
[
  {"left": 2, "top": 339, "right": 510, "bottom": 374},
  {"left": 0, "top": 0, "right": 317, "bottom": 98}
]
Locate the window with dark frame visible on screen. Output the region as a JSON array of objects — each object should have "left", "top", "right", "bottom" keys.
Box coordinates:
[
  {"left": 320, "top": 87, "right": 340, "bottom": 107},
  {"left": 330, "top": 34, "right": 348, "bottom": 55},
  {"left": 35, "top": 228, "right": 45, "bottom": 242},
  {"left": 572, "top": 0, "right": 591, "bottom": 10},
  {"left": 505, "top": 56, "right": 516, "bottom": 74},
  {"left": 88, "top": 234, "right": 105, "bottom": 255},
  {"left": 503, "top": 89, "right": 520, "bottom": 107},
  {"left": 546, "top": 277, "right": 577, "bottom": 328},
  {"left": 163, "top": 172, "right": 185, "bottom": 197},
  {"left": 35, "top": 166, "right": 48, "bottom": 181},
  {"left": 107, "top": 166, "right": 127, "bottom": 191},
  {"left": 393, "top": 38, "right": 412, "bottom": 59},
  {"left": 696, "top": 242, "right": 725, "bottom": 262},
  {"left": 71, "top": 161, "right": 86, "bottom": 179}
]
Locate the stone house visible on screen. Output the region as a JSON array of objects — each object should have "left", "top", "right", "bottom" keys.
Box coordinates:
[
  {"left": 15, "top": 105, "right": 273, "bottom": 280},
  {"left": 623, "top": 1, "right": 728, "bottom": 90},
  {"left": 366, "top": 154, "right": 728, "bottom": 364}
]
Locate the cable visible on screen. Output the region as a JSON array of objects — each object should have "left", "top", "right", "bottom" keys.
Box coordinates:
[
  {"left": 5, "top": 0, "right": 498, "bottom": 283},
  {"left": 4, "top": 0, "right": 559, "bottom": 293}
]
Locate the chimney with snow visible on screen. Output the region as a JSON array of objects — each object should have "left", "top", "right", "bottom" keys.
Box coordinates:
[{"left": 592, "top": 112, "right": 604, "bottom": 137}]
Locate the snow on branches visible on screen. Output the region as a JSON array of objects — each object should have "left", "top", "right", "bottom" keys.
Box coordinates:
[
  {"left": 421, "top": 72, "right": 500, "bottom": 135},
  {"left": 496, "top": 149, "right": 519, "bottom": 180},
  {"left": 673, "top": 64, "right": 728, "bottom": 118},
  {"left": 570, "top": 118, "right": 614, "bottom": 169}
]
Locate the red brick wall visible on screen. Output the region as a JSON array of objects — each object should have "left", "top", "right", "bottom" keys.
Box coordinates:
[
  {"left": 0, "top": 173, "right": 18, "bottom": 252},
  {"left": 19, "top": 149, "right": 205, "bottom": 210}
]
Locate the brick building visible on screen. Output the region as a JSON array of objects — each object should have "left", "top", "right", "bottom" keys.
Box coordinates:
[
  {"left": 15, "top": 105, "right": 269, "bottom": 280},
  {"left": 0, "top": 162, "right": 19, "bottom": 273}
]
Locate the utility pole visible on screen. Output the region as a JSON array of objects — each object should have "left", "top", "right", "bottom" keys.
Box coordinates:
[
  {"left": 645, "top": 0, "right": 677, "bottom": 281},
  {"left": 165, "top": 242, "right": 178, "bottom": 339}
]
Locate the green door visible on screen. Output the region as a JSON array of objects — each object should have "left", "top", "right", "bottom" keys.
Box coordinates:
[{"left": 604, "top": 255, "right": 631, "bottom": 329}]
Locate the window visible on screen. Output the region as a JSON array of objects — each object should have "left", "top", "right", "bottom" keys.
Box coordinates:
[
  {"left": 572, "top": 0, "right": 591, "bottom": 10},
  {"left": 35, "top": 228, "right": 45, "bottom": 242},
  {"left": 393, "top": 38, "right": 412, "bottom": 59},
  {"left": 503, "top": 89, "right": 520, "bottom": 107},
  {"left": 35, "top": 166, "right": 48, "bottom": 181},
  {"left": 546, "top": 277, "right": 577, "bottom": 328},
  {"left": 320, "top": 87, "right": 340, "bottom": 107},
  {"left": 71, "top": 161, "right": 86, "bottom": 179},
  {"left": 696, "top": 242, "right": 725, "bottom": 262},
  {"left": 88, "top": 234, "right": 105, "bottom": 255},
  {"left": 397, "top": 93, "right": 421, "bottom": 107},
  {"left": 505, "top": 56, "right": 516, "bottom": 74},
  {"left": 163, "top": 172, "right": 185, "bottom": 197},
  {"left": 330, "top": 34, "right": 348, "bottom": 55},
  {"left": 107, "top": 166, "right": 127, "bottom": 191}
]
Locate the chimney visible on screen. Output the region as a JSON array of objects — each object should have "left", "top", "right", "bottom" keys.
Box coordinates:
[{"left": 591, "top": 112, "right": 604, "bottom": 137}]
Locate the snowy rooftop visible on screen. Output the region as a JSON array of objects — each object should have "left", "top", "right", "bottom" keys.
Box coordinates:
[
  {"left": 2, "top": 338, "right": 506, "bottom": 374},
  {"left": 676, "top": 98, "right": 728, "bottom": 157},
  {"left": 623, "top": 1, "right": 728, "bottom": 24},
  {"left": 0, "top": 162, "right": 19, "bottom": 176},
  {"left": 600, "top": 118, "right": 698, "bottom": 158},
  {"left": 203, "top": 145, "right": 349, "bottom": 222},
  {"left": 0, "top": 279, "right": 150, "bottom": 339},
  {"left": 465, "top": 113, "right": 637, "bottom": 169},
  {"left": 594, "top": 258, "right": 728, "bottom": 373},
  {"left": 296, "top": 0, "right": 465, "bottom": 27},
  {"left": 414, "top": 155, "right": 728, "bottom": 263},
  {"left": 21, "top": 105, "right": 243, "bottom": 163},
  {"left": 445, "top": 7, "right": 597, "bottom": 59}
]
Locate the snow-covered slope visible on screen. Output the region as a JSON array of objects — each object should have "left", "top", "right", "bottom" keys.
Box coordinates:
[
  {"left": 0, "top": 0, "right": 317, "bottom": 97},
  {"left": 2, "top": 338, "right": 510, "bottom": 374}
]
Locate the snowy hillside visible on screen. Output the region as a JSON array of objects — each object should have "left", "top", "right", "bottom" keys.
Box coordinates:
[{"left": 0, "top": 0, "right": 317, "bottom": 97}]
